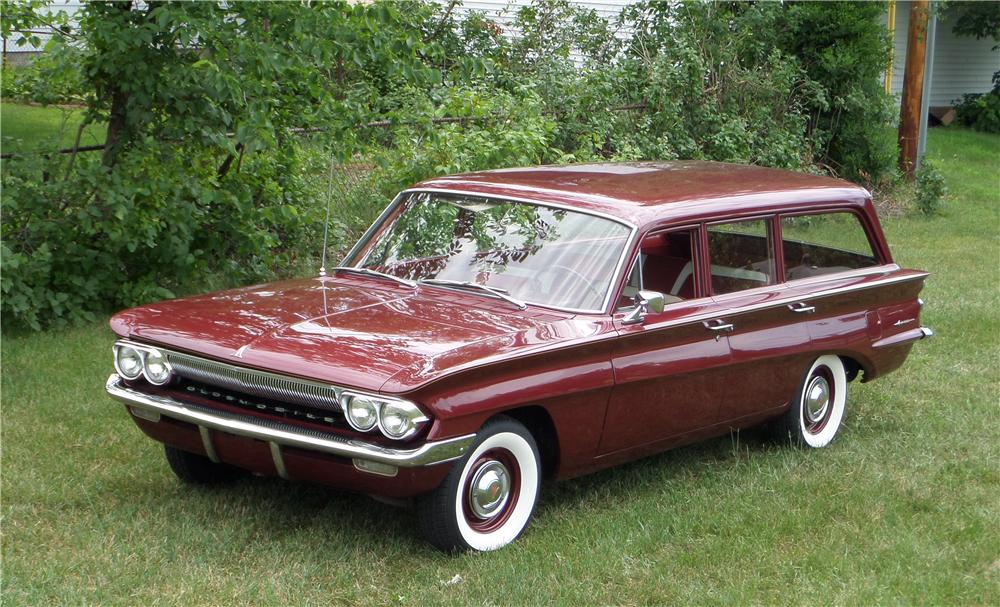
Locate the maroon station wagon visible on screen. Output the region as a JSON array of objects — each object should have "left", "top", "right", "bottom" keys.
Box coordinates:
[{"left": 106, "top": 162, "right": 932, "bottom": 552}]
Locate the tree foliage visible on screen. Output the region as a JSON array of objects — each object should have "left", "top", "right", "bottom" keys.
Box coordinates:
[
  {"left": 950, "top": 1, "right": 1000, "bottom": 41},
  {"left": 1, "top": 0, "right": 899, "bottom": 330}
]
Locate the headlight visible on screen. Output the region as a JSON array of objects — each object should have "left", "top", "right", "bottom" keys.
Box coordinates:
[
  {"left": 343, "top": 394, "right": 379, "bottom": 432},
  {"left": 142, "top": 349, "right": 172, "bottom": 385},
  {"left": 340, "top": 392, "right": 429, "bottom": 440},
  {"left": 378, "top": 400, "right": 427, "bottom": 440},
  {"left": 114, "top": 345, "right": 144, "bottom": 380}
]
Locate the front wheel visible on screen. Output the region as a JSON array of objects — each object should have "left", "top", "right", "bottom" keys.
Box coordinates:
[
  {"left": 417, "top": 416, "right": 541, "bottom": 552},
  {"left": 776, "top": 355, "right": 848, "bottom": 448}
]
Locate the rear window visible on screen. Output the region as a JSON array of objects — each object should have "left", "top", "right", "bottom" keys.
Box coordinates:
[{"left": 781, "top": 212, "right": 879, "bottom": 281}]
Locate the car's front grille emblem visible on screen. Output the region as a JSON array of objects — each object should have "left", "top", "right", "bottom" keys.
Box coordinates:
[{"left": 183, "top": 383, "right": 339, "bottom": 427}]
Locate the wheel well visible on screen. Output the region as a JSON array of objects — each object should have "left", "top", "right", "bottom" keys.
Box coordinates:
[
  {"left": 498, "top": 406, "right": 560, "bottom": 479},
  {"left": 839, "top": 355, "right": 863, "bottom": 382}
]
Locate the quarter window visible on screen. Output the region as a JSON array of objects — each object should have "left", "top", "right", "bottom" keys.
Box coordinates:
[
  {"left": 781, "top": 212, "right": 879, "bottom": 281},
  {"left": 617, "top": 228, "right": 697, "bottom": 309},
  {"left": 707, "top": 219, "right": 775, "bottom": 295}
]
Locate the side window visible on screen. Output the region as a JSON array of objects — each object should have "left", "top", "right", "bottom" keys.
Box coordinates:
[
  {"left": 707, "top": 219, "right": 775, "bottom": 295},
  {"left": 781, "top": 212, "right": 880, "bottom": 281},
  {"left": 617, "top": 228, "right": 697, "bottom": 309}
]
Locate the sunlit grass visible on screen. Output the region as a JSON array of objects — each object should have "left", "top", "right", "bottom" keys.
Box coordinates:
[
  {"left": 1, "top": 126, "right": 998, "bottom": 605},
  {"left": 0, "top": 102, "right": 105, "bottom": 154}
]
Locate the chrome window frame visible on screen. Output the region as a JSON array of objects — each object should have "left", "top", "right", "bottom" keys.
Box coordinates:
[{"left": 341, "top": 187, "right": 639, "bottom": 315}]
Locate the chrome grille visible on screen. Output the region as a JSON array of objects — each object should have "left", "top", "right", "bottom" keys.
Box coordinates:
[{"left": 165, "top": 351, "right": 343, "bottom": 412}]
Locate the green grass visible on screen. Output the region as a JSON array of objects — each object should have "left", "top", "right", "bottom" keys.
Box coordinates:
[
  {"left": 0, "top": 102, "right": 105, "bottom": 154},
  {"left": 2, "top": 127, "right": 998, "bottom": 605}
]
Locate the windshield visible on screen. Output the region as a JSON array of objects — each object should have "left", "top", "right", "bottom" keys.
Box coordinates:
[{"left": 355, "top": 192, "right": 632, "bottom": 311}]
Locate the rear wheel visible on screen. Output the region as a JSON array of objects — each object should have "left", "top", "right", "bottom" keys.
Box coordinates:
[
  {"left": 776, "top": 355, "right": 848, "bottom": 448},
  {"left": 417, "top": 416, "right": 541, "bottom": 552},
  {"left": 164, "top": 445, "right": 244, "bottom": 484}
]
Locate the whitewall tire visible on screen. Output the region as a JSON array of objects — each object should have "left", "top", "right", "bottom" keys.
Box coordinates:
[
  {"left": 778, "top": 355, "right": 848, "bottom": 448},
  {"left": 417, "top": 416, "right": 541, "bottom": 552}
]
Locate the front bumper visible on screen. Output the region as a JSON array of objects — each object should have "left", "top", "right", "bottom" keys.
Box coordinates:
[{"left": 105, "top": 373, "right": 475, "bottom": 471}]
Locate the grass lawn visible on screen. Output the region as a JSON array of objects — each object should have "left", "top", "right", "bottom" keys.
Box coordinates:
[
  {"left": 0, "top": 102, "right": 105, "bottom": 154},
  {"left": 2, "top": 127, "right": 998, "bottom": 605}
]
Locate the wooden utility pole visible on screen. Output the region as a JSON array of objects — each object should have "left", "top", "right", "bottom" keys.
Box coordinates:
[{"left": 898, "top": 0, "right": 929, "bottom": 179}]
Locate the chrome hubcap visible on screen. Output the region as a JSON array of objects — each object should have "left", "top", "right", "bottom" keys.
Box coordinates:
[
  {"left": 804, "top": 376, "right": 831, "bottom": 423},
  {"left": 468, "top": 460, "right": 511, "bottom": 520}
]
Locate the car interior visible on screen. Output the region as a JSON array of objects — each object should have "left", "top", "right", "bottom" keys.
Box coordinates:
[{"left": 618, "top": 229, "right": 696, "bottom": 309}]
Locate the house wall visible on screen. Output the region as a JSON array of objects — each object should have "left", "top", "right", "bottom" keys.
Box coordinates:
[{"left": 889, "top": 1, "right": 998, "bottom": 108}]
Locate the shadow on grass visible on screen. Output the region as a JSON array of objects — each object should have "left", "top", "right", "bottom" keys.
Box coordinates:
[{"left": 117, "top": 424, "right": 793, "bottom": 556}]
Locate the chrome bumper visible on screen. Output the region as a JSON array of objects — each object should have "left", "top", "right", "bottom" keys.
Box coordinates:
[{"left": 105, "top": 374, "right": 474, "bottom": 469}]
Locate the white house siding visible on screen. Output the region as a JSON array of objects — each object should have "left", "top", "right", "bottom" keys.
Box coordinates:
[
  {"left": 435, "top": 0, "right": 633, "bottom": 63},
  {"left": 889, "top": 1, "right": 999, "bottom": 108}
]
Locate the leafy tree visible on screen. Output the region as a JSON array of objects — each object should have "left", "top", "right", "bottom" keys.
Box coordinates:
[
  {"left": 951, "top": 1, "right": 1000, "bottom": 41},
  {"left": 948, "top": 1, "right": 1000, "bottom": 132},
  {"left": 777, "top": 1, "right": 896, "bottom": 184}
]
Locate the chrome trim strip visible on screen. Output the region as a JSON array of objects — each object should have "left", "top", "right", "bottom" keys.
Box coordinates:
[
  {"left": 341, "top": 191, "right": 405, "bottom": 267},
  {"left": 404, "top": 187, "right": 639, "bottom": 229},
  {"left": 643, "top": 271, "right": 929, "bottom": 333},
  {"left": 872, "top": 326, "right": 934, "bottom": 349},
  {"left": 199, "top": 426, "right": 221, "bottom": 463},
  {"left": 346, "top": 188, "right": 639, "bottom": 315},
  {"left": 270, "top": 442, "right": 291, "bottom": 479},
  {"left": 107, "top": 374, "right": 474, "bottom": 467},
  {"left": 778, "top": 263, "right": 901, "bottom": 289}
]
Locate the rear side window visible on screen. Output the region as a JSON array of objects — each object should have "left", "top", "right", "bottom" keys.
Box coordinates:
[
  {"left": 781, "top": 212, "right": 879, "bottom": 281},
  {"left": 707, "top": 219, "right": 775, "bottom": 295}
]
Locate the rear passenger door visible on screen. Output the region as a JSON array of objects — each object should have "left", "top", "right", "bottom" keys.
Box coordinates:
[{"left": 703, "top": 217, "right": 813, "bottom": 426}]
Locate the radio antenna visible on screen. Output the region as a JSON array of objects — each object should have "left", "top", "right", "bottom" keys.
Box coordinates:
[{"left": 319, "top": 155, "right": 337, "bottom": 277}]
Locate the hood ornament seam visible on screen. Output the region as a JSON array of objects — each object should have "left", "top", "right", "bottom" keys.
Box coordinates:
[{"left": 233, "top": 344, "right": 250, "bottom": 359}]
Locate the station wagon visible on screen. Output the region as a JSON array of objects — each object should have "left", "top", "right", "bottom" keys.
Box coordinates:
[{"left": 106, "top": 161, "right": 931, "bottom": 551}]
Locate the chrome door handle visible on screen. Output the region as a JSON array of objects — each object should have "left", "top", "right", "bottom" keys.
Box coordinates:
[
  {"left": 703, "top": 319, "right": 734, "bottom": 341},
  {"left": 788, "top": 302, "right": 816, "bottom": 314}
]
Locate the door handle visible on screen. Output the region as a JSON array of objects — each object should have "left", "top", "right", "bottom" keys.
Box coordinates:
[
  {"left": 788, "top": 302, "right": 816, "bottom": 314},
  {"left": 703, "top": 320, "right": 734, "bottom": 340}
]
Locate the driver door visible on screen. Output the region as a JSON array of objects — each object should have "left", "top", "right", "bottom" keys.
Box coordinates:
[{"left": 599, "top": 226, "right": 734, "bottom": 456}]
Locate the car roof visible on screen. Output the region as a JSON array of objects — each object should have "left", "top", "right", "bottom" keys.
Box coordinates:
[{"left": 413, "top": 161, "right": 870, "bottom": 227}]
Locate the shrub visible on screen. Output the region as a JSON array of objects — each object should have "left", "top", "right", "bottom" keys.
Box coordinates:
[
  {"left": 953, "top": 84, "right": 1000, "bottom": 134},
  {"left": 915, "top": 160, "right": 947, "bottom": 215},
  {"left": 0, "top": 140, "right": 325, "bottom": 330},
  {"left": 777, "top": 1, "right": 897, "bottom": 186}
]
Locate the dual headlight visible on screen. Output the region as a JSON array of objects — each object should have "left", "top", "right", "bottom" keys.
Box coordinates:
[
  {"left": 113, "top": 343, "right": 173, "bottom": 385},
  {"left": 341, "top": 392, "right": 428, "bottom": 440}
]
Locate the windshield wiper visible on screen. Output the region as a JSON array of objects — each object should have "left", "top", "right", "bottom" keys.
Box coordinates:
[
  {"left": 418, "top": 279, "right": 527, "bottom": 310},
  {"left": 331, "top": 266, "right": 417, "bottom": 289}
]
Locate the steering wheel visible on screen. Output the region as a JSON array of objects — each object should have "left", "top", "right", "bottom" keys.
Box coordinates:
[{"left": 537, "top": 264, "right": 604, "bottom": 305}]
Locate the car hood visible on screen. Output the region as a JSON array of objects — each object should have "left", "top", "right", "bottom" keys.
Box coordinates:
[{"left": 110, "top": 276, "right": 598, "bottom": 393}]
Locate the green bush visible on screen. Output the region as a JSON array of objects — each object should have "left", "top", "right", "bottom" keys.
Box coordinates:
[
  {"left": 954, "top": 84, "right": 1000, "bottom": 134},
  {"left": 916, "top": 160, "right": 947, "bottom": 215},
  {"left": 371, "top": 86, "right": 559, "bottom": 192},
  {"left": 1, "top": 140, "right": 324, "bottom": 330}
]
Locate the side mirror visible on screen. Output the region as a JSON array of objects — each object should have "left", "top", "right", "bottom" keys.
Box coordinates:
[{"left": 621, "top": 290, "right": 665, "bottom": 325}]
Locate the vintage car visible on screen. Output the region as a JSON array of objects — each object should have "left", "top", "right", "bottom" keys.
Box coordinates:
[{"left": 106, "top": 161, "right": 932, "bottom": 552}]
